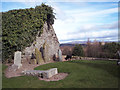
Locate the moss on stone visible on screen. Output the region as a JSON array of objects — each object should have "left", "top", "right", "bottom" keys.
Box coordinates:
[
  {"left": 35, "top": 48, "right": 44, "bottom": 64},
  {"left": 34, "top": 59, "right": 37, "bottom": 64},
  {"left": 43, "top": 42, "right": 50, "bottom": 62}
]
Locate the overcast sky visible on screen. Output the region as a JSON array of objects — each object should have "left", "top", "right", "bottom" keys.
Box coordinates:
[{"left": 1, "top": 0, "right": 119, "bottom": 43}]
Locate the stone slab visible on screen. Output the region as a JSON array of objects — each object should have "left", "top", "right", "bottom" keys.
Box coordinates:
[
  {"left": 43, "top": 68, "right": 58, "bottom": 78},
  {"left": 22, "top": 68, "right": 58, "bottom": 79}
]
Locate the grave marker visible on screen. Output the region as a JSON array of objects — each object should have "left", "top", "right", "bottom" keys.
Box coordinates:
[
  {"left": 14, "top": 51, "right": 22, "bottom": 69},
  {"left": 58, "top": 49, "right": 62, "bottom": 61}
]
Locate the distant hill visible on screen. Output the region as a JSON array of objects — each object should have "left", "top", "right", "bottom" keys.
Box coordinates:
[
  {"left": 60, "top": 40, "right": 118, "bottom": 47},
  {"left": 60, "top": 43, "right": 86, "bottom": 47},
  {"left": 60, "top": 44, "right": 75, "bottom": 47},
  {"left": 68, "top": 41, "right": 87, "bottom": 44}
]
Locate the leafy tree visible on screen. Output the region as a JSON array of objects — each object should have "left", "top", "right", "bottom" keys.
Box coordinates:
[
  {"left": 72, "top": 44, "right": 84, "bottom": 56},
  {"left": 85, "top": 41, "right": 120, "bottom": 59},
  {"left": 86, "top": 42, "right": 102, "bottom": 58}
]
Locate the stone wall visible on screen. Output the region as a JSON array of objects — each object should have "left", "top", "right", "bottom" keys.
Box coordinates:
[{"left": 23, "top": 22, "right": 60, "bottom": 62}]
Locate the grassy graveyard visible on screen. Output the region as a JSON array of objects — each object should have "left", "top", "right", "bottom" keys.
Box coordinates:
[{"left": 2, "top": 60, "right": 119, "bottom": 88}]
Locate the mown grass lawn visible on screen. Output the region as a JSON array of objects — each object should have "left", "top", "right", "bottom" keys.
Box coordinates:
[{"left": 2, "top": 60, "right": 119, "bottom": 88}]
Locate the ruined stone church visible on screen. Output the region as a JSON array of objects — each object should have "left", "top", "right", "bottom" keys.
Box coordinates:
[{"left": 22, "top": 22, "right": 62, "bottom": 63}]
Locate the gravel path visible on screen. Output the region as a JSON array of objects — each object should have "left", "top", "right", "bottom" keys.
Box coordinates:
[
  {"left": 4, "top": 57, "right": 69, "bottom": 78},
  {"left": 4, "top": 59, "right": 55, "bottom": 78}
]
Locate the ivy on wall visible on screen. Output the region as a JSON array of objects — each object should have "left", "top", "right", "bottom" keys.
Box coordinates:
[{"left": 2, "top": 3, "right": 55, "bottom": 62}]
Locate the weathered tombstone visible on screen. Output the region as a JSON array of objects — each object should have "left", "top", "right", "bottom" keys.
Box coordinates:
[
  {"left": 14, "top": 51, "right": 22, "bottom": 69},
  {"left": 58, "top": 49, "right": 62, "bottom": 61},
  {"left": 35, "top": 48, "right": 44, "bottom": 64},
  {"left": 43, "top": 42, "right": 50, "bottom": 62}
]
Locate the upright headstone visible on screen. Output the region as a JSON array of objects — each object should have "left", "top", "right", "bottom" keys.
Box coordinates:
[
  {"left": 14, "top": 51, "right": 22, "bottom": 69},
  {"left": 43, "top": 42, "right": 50, "bottom": 62},
  {"left": 35, "top": 48, "right": 44, "bottom": 64},
  {"left": 58, "top": 49, "right": 62, "bottom": 61}
]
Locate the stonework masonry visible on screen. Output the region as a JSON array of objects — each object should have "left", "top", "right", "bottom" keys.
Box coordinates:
[
  {"left": 22, "top": 68, "right": 58, "bottom": 79},
  {"left": 23, "top": 22, "right": 61, "bottom": 62}
]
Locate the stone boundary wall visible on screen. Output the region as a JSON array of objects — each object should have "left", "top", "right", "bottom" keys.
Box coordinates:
[{"left": 71, "top": 56, "right": 118, "bottom": 61}]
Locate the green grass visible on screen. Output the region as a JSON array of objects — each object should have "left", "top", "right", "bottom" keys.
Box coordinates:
[{"left": 2, "top": 60, "right": 119, "bottom": 88}]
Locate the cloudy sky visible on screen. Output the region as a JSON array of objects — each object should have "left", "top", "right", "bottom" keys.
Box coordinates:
[{"left": 1, "top": 0, "right": 119, "bottom": 43}]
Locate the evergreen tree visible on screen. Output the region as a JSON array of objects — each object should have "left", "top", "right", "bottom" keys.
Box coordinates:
[{"left": 72, "top": 44, "right": 84, "bottom": 56}]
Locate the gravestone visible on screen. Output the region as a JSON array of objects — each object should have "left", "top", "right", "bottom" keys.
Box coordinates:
[
  {"left": 35, "top": 48, "right": 44, "bottom": 64},
  {"left": 14, "top": 51, "right": 22, "bottom": 69},
  {"left": 43, "top": 42, "right": 50, "bottom": 62},
  {"left": 58, "top": 49, "right": 62, "bottom": 61}
]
